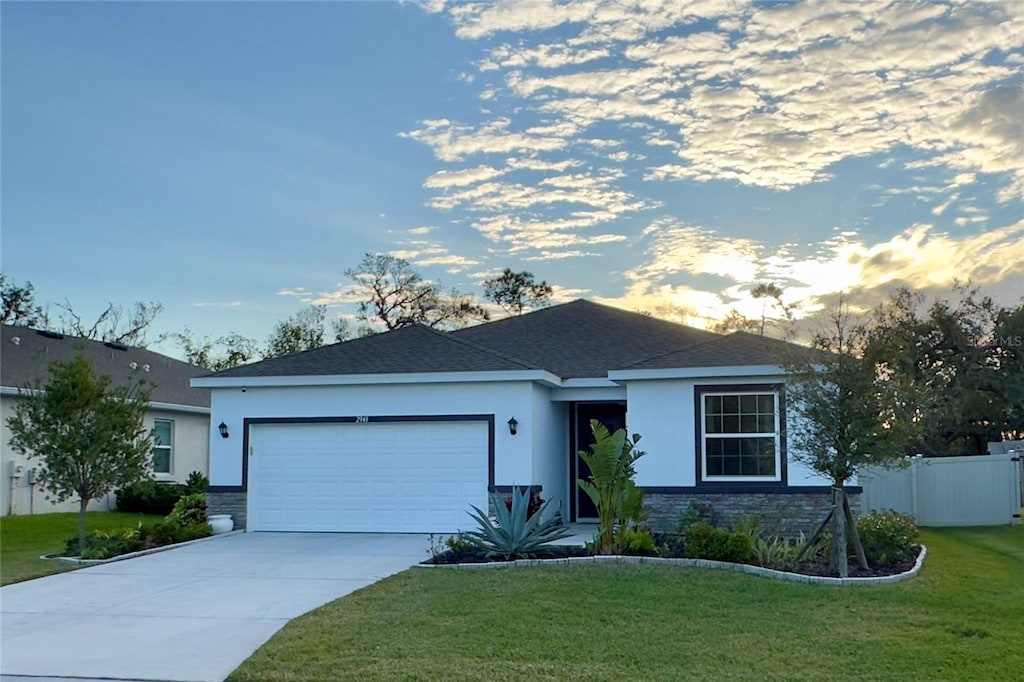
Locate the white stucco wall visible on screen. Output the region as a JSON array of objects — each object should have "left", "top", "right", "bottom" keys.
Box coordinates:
[
  {"left": 624, "top": 377, "right": 834, "bottom": 488},
  {"left": 531, "top": 385, "right": 569, "bottom": 519},
  {"left": 207, "top": 381, "right": 538, "bottom": 489},
  {"left": 0, "top": 395, "right": 210, "bottom": 516}
]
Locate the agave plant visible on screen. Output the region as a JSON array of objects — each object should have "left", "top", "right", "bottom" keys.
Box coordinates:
[{"left": 465, "top": 487, "right": 572, "bottom": 560}]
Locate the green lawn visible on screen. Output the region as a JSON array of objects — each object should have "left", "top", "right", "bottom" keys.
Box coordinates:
[
  {"left": 0, "top": 511, "right": 161, "bottom": 586},
  {"left": 230, "top": 526, "right": 1023, "bottom": 681}
]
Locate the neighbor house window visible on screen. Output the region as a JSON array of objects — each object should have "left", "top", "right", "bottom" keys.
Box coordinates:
[
  {"left": 153, "top": 419, "right": 173, "bottom": 475},
  {"left": 700, "top": 391, "right": 781, "bottom": 482}
]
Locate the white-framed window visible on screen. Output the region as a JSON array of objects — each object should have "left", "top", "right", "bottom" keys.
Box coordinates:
[
  {"left": 152, "top": 419, "right": 173, "bottom": 475},
  {"left": 700, "top": 391, "right": 781, "bottom": 482}
]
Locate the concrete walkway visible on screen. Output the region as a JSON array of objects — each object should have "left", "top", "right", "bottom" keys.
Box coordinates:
[{"left": 0, "top": 532, "right": 431, "bottom": 682}]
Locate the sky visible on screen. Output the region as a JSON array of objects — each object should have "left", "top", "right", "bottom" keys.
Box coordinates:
[{"left": 2, "top": 0, "right": 1022, "bottom": 359}]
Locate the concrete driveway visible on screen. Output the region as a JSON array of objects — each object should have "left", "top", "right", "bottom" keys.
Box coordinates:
[{"left": 0, "top": 532, "right": 431, "bottom": 682}]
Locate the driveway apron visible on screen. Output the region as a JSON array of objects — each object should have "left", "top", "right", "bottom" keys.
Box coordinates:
[{"left": 0, "top": 532, "right": 430, "bottom": 682}]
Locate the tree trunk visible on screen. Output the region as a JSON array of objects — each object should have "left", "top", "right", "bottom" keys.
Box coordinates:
[
  {"left": 77, "top": 497, "right": 89, "bottom": 554},
  {"left": 843, "top": 492, "right": 869, "bottom": 570},
  {"left": 833, "top": 487, "right": 849, "bottom": 578}
]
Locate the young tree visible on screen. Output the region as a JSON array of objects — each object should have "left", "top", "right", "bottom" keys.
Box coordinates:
[
  {"left": 482, "top": 268, "right": 553, "bottom": 316},
  {"left": 0, "top": 274, "right": 46, "bottom": 327},
  {"left": 784, "top": 296, "right": 922, "bottom": 577},
  {"left": 346, "top": 253, "right": 488, "bottom": 331},
  {"left": 6, "top": 354, "right": 155, "bottom": 550}
]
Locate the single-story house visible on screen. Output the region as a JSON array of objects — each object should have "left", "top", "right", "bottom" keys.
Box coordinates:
[
  {"left": 194, "top": 300, "right": 854, "bottom": 534},
  {"left": 1, "top": 324, "right": 211, "bottom": 516}
]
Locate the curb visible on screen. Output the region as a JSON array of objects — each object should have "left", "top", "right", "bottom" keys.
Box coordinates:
[
  {"left": 415, "top": 545, "right": 927, "bottom": 586},
  {"left": 42, "top": 529, "right": 245, "bottom": 565}
]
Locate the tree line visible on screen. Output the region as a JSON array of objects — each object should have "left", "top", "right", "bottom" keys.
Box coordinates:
[{"left": 1, "top": 258, "right": 553, "bottom": 370}]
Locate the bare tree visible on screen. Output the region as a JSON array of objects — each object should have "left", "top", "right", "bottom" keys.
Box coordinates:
[
  {"left": 346, "top": 253, "right": 488, "bottom": 331},
  {"left": 55, "top": 300, "right": 164, "bottom": 348}
]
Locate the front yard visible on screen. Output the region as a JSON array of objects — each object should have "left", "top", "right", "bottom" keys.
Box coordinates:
[
  {"left": 230, "top": 526, "right": 1023, "bottom": 681},
  {"left": 0, "top": 511, "right": 161, "bottom": 585}
]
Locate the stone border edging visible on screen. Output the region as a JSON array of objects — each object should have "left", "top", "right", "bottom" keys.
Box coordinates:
[
  {"left": 41, "top": 529, "right": 245, "bottom": 565},
  {"left": 415, "top": 545, "right": 927, "bottom": 586}
]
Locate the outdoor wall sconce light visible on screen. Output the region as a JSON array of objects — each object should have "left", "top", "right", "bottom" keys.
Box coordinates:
[
  {"left": 507, "top": 417, "right": 518, "bottom": 436},
  {"left": 218, "top": 422, "right": 230, "bottom": 439}
]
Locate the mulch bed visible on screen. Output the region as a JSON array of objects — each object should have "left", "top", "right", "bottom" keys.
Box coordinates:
[
  {"left": 425, "top": 545, "right": 589, "bottom": 565},
  {"left": 423, "top": 545, "right": 922, "bottom": 578},
  {"left": 787, "top": 546, "right": 922, "bottom": 578}
]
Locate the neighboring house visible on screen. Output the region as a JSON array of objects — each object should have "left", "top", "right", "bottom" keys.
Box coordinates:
[
  {"left": 194, "top": 300, "right": 853, "bottom": 534},
  {"left": 1, "top": 324, "right": 211, "bottom": 516}
]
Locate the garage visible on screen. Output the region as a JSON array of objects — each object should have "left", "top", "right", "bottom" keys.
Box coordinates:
[{"left": 247, "top": 419, "right": 491, "bottom": 533}]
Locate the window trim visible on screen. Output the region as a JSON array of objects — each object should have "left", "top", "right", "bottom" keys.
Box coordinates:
[
  {"left": 694, "top": 384, "right": 787, "bottom": 487},
  {"left": 153, "top": 418, "right": 173, "bottom": 476}
]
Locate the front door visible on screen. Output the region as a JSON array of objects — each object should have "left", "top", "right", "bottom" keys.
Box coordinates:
[{"left": 572, "top": 402, "right": 627, "bottom": 521}]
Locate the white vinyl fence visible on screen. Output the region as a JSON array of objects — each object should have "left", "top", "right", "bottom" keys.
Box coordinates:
[{"left": 860, "top": 453, "right": 1023, "bottom": 527}]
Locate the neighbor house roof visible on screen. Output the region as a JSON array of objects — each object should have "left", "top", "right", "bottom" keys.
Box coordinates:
[
  {"left": 1, "top": 324, "right": 210, "bottom": 409},
  {"left": 206, "top": 323, "right": 540, "bottom": 379}
]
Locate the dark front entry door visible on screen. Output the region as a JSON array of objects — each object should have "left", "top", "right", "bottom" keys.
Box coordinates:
[{"left": 573, "top": 402, "right": 627, "bottom": 521}]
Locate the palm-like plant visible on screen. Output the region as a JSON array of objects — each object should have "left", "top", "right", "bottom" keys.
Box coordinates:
[
  {"left": 577, "top": 420, "right": 646, "bottom": 554},
  {"left": 465, "top": 487, "right": 571, "bottom": 560}
]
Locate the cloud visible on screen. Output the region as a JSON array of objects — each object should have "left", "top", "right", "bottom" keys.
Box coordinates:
[
  {"left": 406, "top": 0, "right": 1023, "bottom": 312},
  {"left": 610, "top": 216, "right": 1024, "bottom": 327},
  {"left": 414, "top": 0, "right": 1024, "bottom": 200},
  {"left": 193, "top": 301, "right": 242, "bottom": 308}
]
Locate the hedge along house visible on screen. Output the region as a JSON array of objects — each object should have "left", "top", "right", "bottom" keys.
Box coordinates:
[
  {"left": 1, "top": 324, "right": 211, "bottom": 516},
  {"left": 194, "top": 300, "right": 857, "bottom": 534}
]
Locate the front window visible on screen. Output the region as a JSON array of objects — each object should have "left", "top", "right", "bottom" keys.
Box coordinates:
[
  {"left": 153, "top": 419, "right": 173, "bottom": 475},
  {"left": 701, "top": 392, "right": 781, "bottom": 481}
]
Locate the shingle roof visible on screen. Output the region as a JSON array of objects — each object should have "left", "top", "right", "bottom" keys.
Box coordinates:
[
  {"left": 206, "top": 323, "right": 539, "bottom": 379},
  {"left": 200, "top": 300, "right": 804, "bottom": 382},
  {"left": 1, "top": 325, "right": 210, "bottom": 408},
  {"left": 623, "top": 331, "right": 814, "bottom": 370},
  {"left": 450, "top": 299, "right": 720, "bottom": 378}
]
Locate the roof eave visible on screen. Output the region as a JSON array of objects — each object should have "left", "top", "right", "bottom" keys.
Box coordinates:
[
  {"left": 191, "top": 369, "right": 563, "bottom": 389},
  {"left": 607, "top": 364, "right": 785, "bottom": 381}
]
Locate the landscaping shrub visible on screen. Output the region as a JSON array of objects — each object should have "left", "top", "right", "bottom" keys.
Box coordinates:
[
  {"left": 115, "top": 480, "right": 186, "bottom": 516},
  {"left": 857, "top": 510, "right": 919, "bottom": 567},
  {"left": 140, "top": 520, "right": 211, "bottom": 546},
  {"left": 66, "top": 491, "right": 212, "bottom": 559},
  {"left": 618, "top": 526, "right": 658, "bottom": 556},
  {"left": 66, "top": 527, "right": 144, "bottom": 560},
  {"left": 167, "top": 492, "right": 208, "bottom": 527},
  {"left": 185, "top": 470, "right": 209, "bottom": 495},
  {"left": 685, "top": 522, "right": 753, "bottom": 563},
  {"left": 660, "top": 504, "right": 709, "bottom": 556}
]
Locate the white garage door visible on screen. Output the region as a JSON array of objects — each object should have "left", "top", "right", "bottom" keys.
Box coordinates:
[{"left": 248, "top": 420, "right": 489, "bottom": 533}]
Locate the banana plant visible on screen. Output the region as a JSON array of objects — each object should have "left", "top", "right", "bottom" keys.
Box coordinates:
[{"left": 577, "top": 419, "right": 646, "bottom": 554}]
